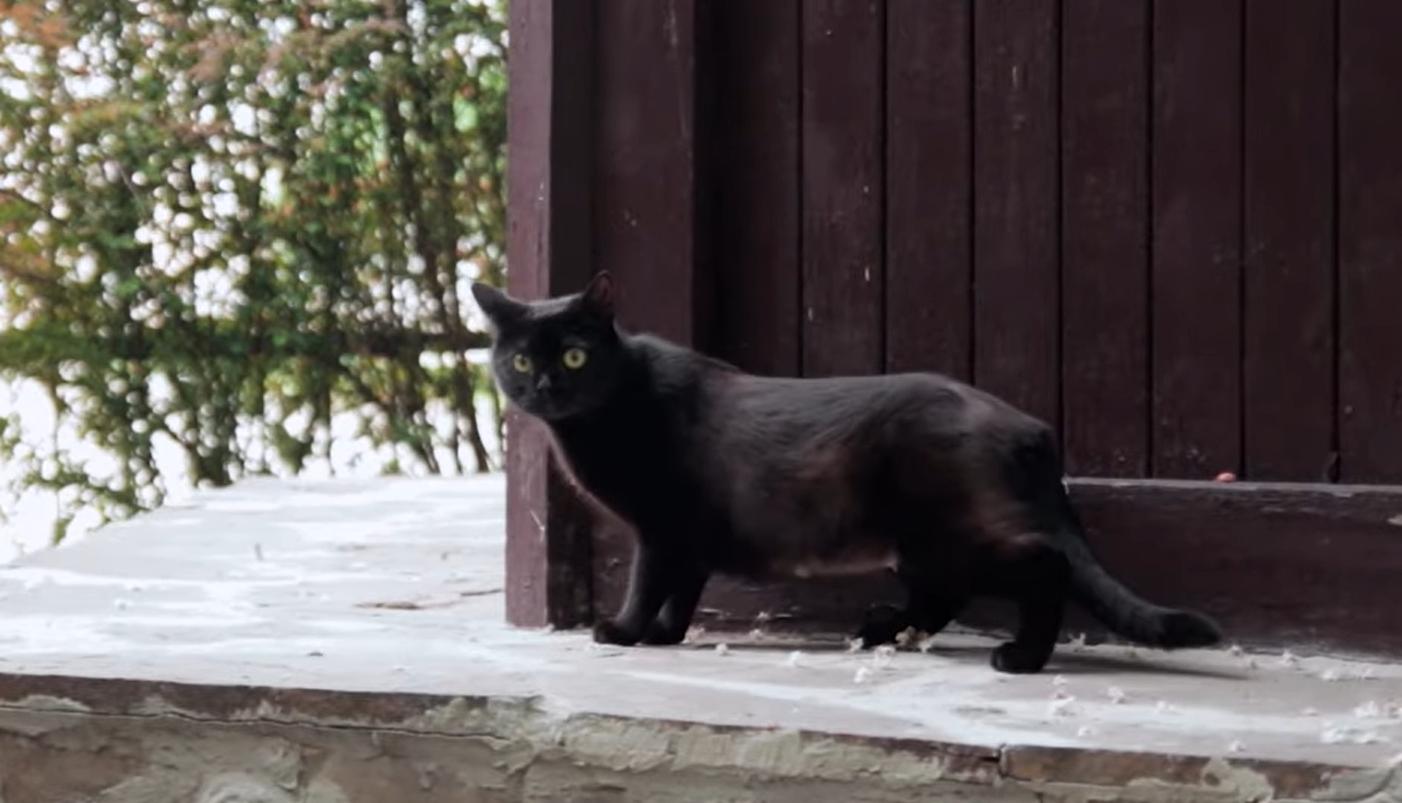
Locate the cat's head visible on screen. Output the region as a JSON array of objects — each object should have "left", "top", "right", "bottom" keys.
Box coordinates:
[{"left": 470, "top": 272, "right": 628, "bottom": 421}]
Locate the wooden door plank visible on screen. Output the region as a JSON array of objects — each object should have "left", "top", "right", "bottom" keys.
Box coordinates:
[
  {"left": 594, "top": 0, "right": 701, "bottom": 344},
  {"left": 885, "top": 0, "right": 973, "bottom": 379},
  {"left": 709, "top": 0, "right": 802, "bottom": 377},
  {"left": 1061, "top": 0, "right": 1151, "bottom": 477},
  {"left": 1242, "top": 0, "right": 1336, "bottom": 482},
  {"left": 972, "top": 0, "right": 1060, "bottom": 427},
  {"left": 1339, "top": 0, "right": 1402, "bottom": 483},
  {"left": 801, "top": 0, "right": 885, "bottom": 377},
  {"left": 1150, "top": 0, "right": 1244, "bottom": 479}
]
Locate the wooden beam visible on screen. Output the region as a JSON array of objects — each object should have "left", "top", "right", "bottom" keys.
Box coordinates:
[
  {"left": 504, "top": 0, "right": 706, "bottom": 629},
  {"left": 595, "top": 479, "right": 1402, "bottom": 657},
  {"left": 1066, "top": 478, "right": 1402, "bottom": 655},
  {"left": 502, "top": 0, "right": 596, "bottom": 628}
]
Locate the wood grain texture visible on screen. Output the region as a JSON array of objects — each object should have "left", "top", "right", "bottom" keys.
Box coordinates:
[
  {"left": 1150, "top": 0, "right": 1244, "bottom": 479},
  {"left": 1242, "top": 0, "right": 1336, "bottom": 482},
  {"left": 594, "top": 0, "right": 700, "bottom": 344},
  {"left": 503, "top": 0, "right": 596, "bottom": 628},
  {"left": 1339, "top": 0, "right": 1402, "bottom": 483},
  {"left": 1060, "top": 0, "right": 1150, "bottom": 477},
  {"left": 709, "top": 0, "right": 802, "bottom": 376},
  {"left": 801, "top": 0, "right": 884, "bottom": 377},
  {"left": 972, "top": 0, "right": 1060, "bottom": 427},
  {"left": 885, "top": 0, "right": 973, "bottom": 379}
]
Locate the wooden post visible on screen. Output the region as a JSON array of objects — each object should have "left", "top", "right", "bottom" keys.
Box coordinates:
[
  {"left": 503, "top": 0, "right": 705, "bottom": 628},
  {"left": 503, "top": 0, "right": 596, "bottom": 628}
]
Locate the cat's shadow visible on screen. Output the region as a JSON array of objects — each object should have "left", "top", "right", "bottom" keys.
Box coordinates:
[{"left": 686, "top": 637, "right": 1247, "bottom": 681}]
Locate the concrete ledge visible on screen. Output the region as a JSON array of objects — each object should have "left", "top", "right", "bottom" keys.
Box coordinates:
[
  {"left": 3, "top": 673, "right": 1397, "bottom": 803},
  {"left": 2, "top": 476, "right": 1402, "bottom": 802}
]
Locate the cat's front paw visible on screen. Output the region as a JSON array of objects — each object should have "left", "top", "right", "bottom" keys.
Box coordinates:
[{"left": 592, "top": 619, "right": 641, "bottom": 646}]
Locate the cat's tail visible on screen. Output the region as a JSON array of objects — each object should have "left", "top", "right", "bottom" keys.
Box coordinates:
[
  {"left": 1043, "top": 487, "right": 1220, "bottom": 648},
  {"left": 1057, "top": 533, "right": 1222, "bottom": 648}
]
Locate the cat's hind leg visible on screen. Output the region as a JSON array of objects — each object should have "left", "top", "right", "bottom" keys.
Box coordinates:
[
  {"left": 985, "top": 533, "right": 1070, "bottom": 674},
  {"left": 640, "top": 566, "right": 709, "bottom": 645}
]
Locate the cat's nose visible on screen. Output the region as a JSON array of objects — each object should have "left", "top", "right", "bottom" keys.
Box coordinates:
[{"left": 535, "top": 374, "right": 552, "bottom": 391}]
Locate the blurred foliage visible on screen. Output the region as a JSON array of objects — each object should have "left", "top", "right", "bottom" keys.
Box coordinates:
[{"left": 0, "top": 0, "right": 507, "bottom": 540}]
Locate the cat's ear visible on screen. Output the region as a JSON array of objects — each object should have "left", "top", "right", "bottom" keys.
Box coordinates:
[
  {"left": 471, "top": 282, "right": 527, "bottom": 329},
  {"left": 577, "top": 271, "right": 614, "bottom": 317}
]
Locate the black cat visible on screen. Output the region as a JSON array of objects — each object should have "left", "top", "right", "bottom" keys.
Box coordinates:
[{"left": 471, "top": 272, "right": 1221, "bottom": 673}]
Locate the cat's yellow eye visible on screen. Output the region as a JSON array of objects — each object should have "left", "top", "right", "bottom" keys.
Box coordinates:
[
  {"left": 561, "top": 347, "right": 588, "bottom": 369},
  {"left": 511, "top": 353, "right": 533, "bottom": 373}
]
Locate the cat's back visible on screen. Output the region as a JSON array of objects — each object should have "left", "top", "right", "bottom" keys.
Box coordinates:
[
  {"left": 625, "top": 336, "right": 1050, "bottom": 461},
  {"left": 714, "top": 369, "right": 1006, "bottom": 431},
  {"left": 692, "top": 366, "right": 1054, "bottom": 485},
  {"left": 626, "top": 333, "right": 723, "bottom": 405},
  {"left": 627, "top": 333, "right": 1003, "bottom": 423}
]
